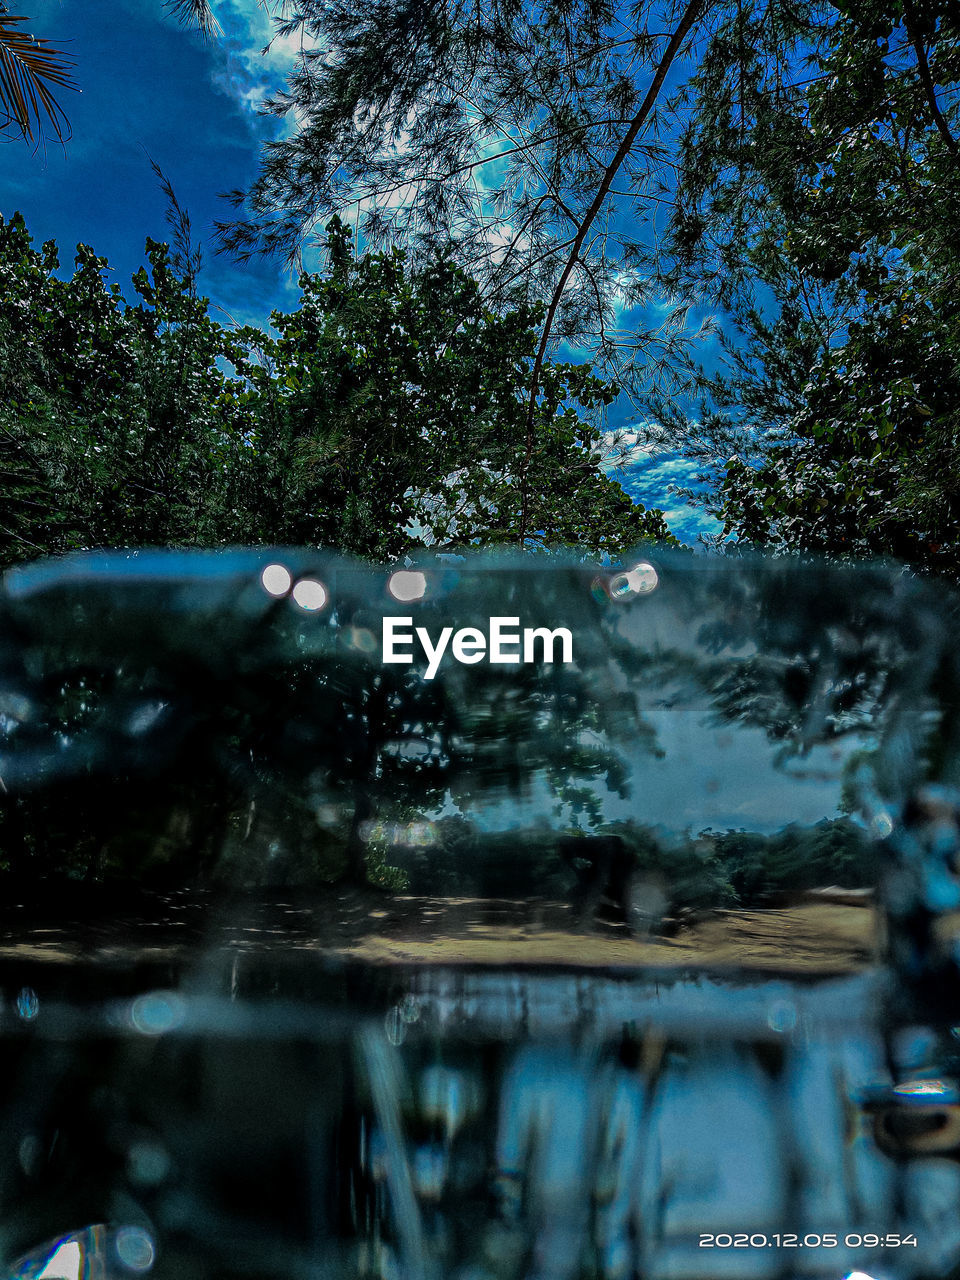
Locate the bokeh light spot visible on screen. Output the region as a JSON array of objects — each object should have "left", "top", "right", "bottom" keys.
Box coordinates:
[
  {"left": 127, "top": 1140, "right": 171, "bottom": 1187},
  {"left": 607, "top": 561, "right": 658, "bottom": 600},
  {"left": 130, "top": 992, "right": 185, "bottom": 1037},
  {"left": 292, "top": 578, "right": 328, "bottom": 610},
  {"left": 115, "top": 1226, "right": 155, "bottom": 1272},
  {"left": 260, "top": 563, "right": 292, "bottom": 597},
  {"left": 625, "top": 561, "right": 659, "bottom": 594},
  {"left": 388, "top": 570, "right": 427, "bottom": 602}
]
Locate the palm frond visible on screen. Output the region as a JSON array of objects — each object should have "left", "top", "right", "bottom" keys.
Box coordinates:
[
  {"left": 164, "top": 0, "right": 223, "bottom": 39},
  {"left": 0, "top": 13, "right": 75, "bottom": 144}
]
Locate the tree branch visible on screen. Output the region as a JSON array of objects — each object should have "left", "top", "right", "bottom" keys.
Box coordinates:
[
  {"left": 519, "top": 0, "right": 707, "bottom": 543},
  {"left": 902, "top": 0, "right": 958, "bottom": 156}
]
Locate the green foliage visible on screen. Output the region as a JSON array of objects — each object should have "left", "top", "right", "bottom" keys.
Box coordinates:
[
  {"left": 0, "top": 212, "right": 673, "bottom": 568},
  {"left": 217, "top": 0, "right": 711, "bottom": 385},
  {"left": 649, "top": 0, "right": 960, "bottom": 575},
  {"left": 214, "top": 0, "right": 960, "bottom": 571},
  {"left": 0, "top": 217, "right": 232, "bottom": 562},
  {"left": 219, "top": 219, "right": 672, "bottom": 556}
]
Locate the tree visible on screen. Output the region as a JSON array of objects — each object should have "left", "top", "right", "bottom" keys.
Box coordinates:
[
  {"left": 0, "top": 211, "right": 672, "bottom": 566},
  {"left": 216, "top": 0, "right": 960, "bottom": 573},
  {"left": 643, "top": 0, "right": 960, "bottom": 574},
  {"left": 0, "top": 216, "right": 236, "bottom": 563},
  {"left": 218, "top": 219, "right": 674, "bottom": 552},
  {"left": 217, "top": 0, "right": 714, "bottom": 395}
]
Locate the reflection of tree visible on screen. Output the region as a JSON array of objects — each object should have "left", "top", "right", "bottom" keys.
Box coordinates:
[
  {"left": 681, "top": 559, "right": 960, "bottom": 808},
  {"left": 392, "top": 814, "right": 874, "bottom": 914},
  {"left": 2, "top": 549, "right": 957, "bottom": 902},
  {"left": 308, "top": 566, "right": 666, "bottom": 881},
  {"left": 0, "top": 554, "right": 666, "bottom": 891}
]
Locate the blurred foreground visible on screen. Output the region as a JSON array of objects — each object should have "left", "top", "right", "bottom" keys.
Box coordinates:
[{"left": 2, "top": 549, "right": 960, "bottom": 1278}]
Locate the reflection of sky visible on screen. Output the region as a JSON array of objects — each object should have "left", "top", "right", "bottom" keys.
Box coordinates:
[
  {"left": 621, "top": 710, "right": 854, "bottom": 834},
  {"left": 456, "top": 710, "right": 859, "bottom": 838}
]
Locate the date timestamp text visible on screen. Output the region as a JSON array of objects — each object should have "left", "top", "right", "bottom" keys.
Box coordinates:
[{"left": 699, "top": 1234, "right": 918, "bottom": 1249}]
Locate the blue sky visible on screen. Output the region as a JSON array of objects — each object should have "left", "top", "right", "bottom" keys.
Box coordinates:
[
  {"left": 0, "top": 0, "right": 718, "bottom": 544},
  {"left": 0, "top": 0, "right": 300, "bottom": 326}
]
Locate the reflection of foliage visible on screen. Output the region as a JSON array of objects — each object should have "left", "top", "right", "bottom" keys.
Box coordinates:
[
  {"left": 614, "top": 822, "right": 739, "bottom": 912},
  {"left": 331, "top": 567, "right": 667, "bottom": 876},
  {"left": 593, "top": 819, "right": 876, "bottom": 913},
  {"left": 686, "top": 560, "right": 960, "bottom": 806},
  {"left": 361, "top": 839, "right": 410, "bottom": 892},
  {"left": 0, "top": 555, "right": 666, "bottom": 890},
  {"left": 387, "top": 813, "right": 874, "bottom": 911},
  {"left": 1, "top": 549, "right": 958, "bottom": 897},
  {"left": 391, "top": 820, "right": 576, "bottom": 898},
  {"left": 705, "top": 819, "right": 875, "bottom": 905}
]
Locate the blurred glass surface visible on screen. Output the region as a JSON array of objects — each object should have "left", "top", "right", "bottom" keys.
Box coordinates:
[{"left": 1, "top": 549, "right": 959, "bottom": 1277}]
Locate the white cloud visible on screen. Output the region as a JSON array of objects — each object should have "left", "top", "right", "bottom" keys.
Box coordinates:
[
  {"left": 600, "top": 440, "right": 723, "bottom": 544},
  {"left": 208, "top": 0, "right": 309, "bottom": 121}
]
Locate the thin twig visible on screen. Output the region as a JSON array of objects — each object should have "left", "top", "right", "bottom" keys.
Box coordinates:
[{"left": 519, "top": 0, "right": 706, "bottom": 542}]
